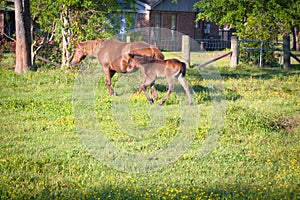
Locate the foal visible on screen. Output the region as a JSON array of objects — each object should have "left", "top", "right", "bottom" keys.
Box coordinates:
[{"left": 128, "top": 54, "right": 193, "bottom": 105}]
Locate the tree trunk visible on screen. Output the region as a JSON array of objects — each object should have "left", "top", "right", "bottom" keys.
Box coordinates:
[
  {"left": 14, "top": 0, "right": 32, "bottom": 74},
  {"left": 61, "top": 5, "right": 71, "bottom": 69},
  {"left": 292, "top": 27, "right": 300, "bottom": 51},
  {"left": 283, "top": 35, "right": 291, "bottom": 70},
  {"left": 296, "top": 27, "right": 300, "bottom": 51}
]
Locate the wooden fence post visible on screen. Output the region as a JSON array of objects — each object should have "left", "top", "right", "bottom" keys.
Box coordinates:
[
  {"left": 182, "top": 35, "right": 190, "bottom": 68},
  {"left": 230, "top": 36, "right": 238, "bottom": 67},
  {"left": 126, "top": 36, "right": 131, "bottom": 43},
  {"left": 283, "top": 35, "right": 291, "bottom": 70}
]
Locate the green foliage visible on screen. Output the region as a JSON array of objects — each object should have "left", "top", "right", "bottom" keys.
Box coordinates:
[
  {"left": 31, "top": 0, "right": 136, "bottom": 41},
  {"left": 1, "top": 55, "right": 300, "bottom": 199},
  {"left": 194, "top": 0, "right": 300, "bottom": 39},
  {"left": 0, "top": 1, "right": 6, "bottom": 9},
  {"left": 194, "top": 0, "right": 300, "bottom": 66},
  {"left": 29, "top": 0, "right": 136, "bottom": 67},
  {"left": 239, "top": 42, "right": 280, "bottom": 67}
]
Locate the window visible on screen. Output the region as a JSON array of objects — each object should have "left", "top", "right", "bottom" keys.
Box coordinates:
[
  {"left": 171, "top": 14, "right": 177, "bottom": 30},
  {"left": 154, "top": 14, "right": 161, "bottom": 42},
  {"left": 155, "top": 13, "right": 161, "bottom": 27},
  {"left": 204, "top": 23, "right": 211, "bottom": 34},
  {"left": 195, "top": 19, "right": 201, "bottom": 29}
]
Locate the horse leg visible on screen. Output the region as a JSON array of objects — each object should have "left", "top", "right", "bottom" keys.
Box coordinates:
[
  {"left": 137, "top": 85, "right": 143, "bottom": 95},
  {"left": 139, "top": 76, "right": 154, "bottom": 104},
  {"left": 141, "top": 84, "right": 154, "bottom": 104},
  {"left": 159, "top": 77, "right": 175, "bottom": 105},
  {"left": 150, "top": 82, "right": 158, "bottom": 100},
  {"left": 109, "top": 70, "right": 117, "bottom": 95},
  {"left": 137, "top": 74, "right": 146, "bottom": 95},
  {"left": 104, "top": 67, "right": 116, "bottom": 96},
  {"left": 178, "top": 74, "right": 193, "bottom": 105}
]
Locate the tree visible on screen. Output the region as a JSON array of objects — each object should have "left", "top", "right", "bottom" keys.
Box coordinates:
[
  {"left": 30, "top": 0, "right": 136, "bottom": 68},
  {"left": 14, "top": 0, "right": 32, "bottom": 74},
  {"left": 0, "top": 1, "right": 6, "bottom": 10},
  {"left": 292, "top": 26, "right": 299, "bottom": 51},
  {"left": 194, "top": 0, "right": 300, "bottom": 67},
  {"left": 194, "top": 0, "right": 300, "bottom": 41}
]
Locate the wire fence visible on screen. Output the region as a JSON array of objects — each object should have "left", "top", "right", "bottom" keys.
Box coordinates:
[
  {"left": 196, "top": 39, "right": 230, "bottom": 51},
  {"left": 153, "top": 38, "right": 231, "bottom": 51},
  {"left": 239, "top": 39, "right": 283, "bottom": 67}
]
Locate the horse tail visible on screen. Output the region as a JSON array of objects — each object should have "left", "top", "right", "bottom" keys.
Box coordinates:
[{"left": 181, "top": 62, "right": 186, "bottom": 77}]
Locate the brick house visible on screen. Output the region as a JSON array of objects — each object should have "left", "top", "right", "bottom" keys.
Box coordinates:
[
  {"left": 135, "top": 0, "right": 218, "bottom": 40},
  {"left": 133, "top": 0, "right": 232, "bottom": 50}
]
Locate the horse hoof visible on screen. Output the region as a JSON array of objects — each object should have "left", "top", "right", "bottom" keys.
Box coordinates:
[
  {"left": 149, "top": 99, "right": 154, "bottom": 104},
  {"left": 159, "top": 101, "right": 165, "bottom": 106}
]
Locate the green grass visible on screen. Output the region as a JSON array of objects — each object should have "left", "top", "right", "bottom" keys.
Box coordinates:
[{"left": 1, "top": 53, "right": 300, "bottom": 199}]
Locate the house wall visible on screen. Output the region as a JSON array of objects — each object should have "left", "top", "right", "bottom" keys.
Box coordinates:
[
  {"left": 135, "top": 0, "right": 224, "bottom": 44},
  {"left": 135, "top": 9, "right": 223, "bottom": 50},
  {"left": 153, "top": 0, "right": 199, "bottom": 12},
  {"left": 150, "top": 10, "right": 204, "bottom": 39},
  {"left": 136, "top": 13, "right": 151, "bottom": 28},
  {"left": 177, "top": 11, "right": 197, "bottom": 38}
]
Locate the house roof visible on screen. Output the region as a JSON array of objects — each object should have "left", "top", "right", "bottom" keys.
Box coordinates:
[
  {"left": 138, "top": 0, "right": 161, "bottom": 7},
  {"left": 138, "top": 0, "right": 198, "bottom": 12}
]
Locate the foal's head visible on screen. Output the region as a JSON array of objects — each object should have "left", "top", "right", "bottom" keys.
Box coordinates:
[{"left": 127, "top": 54, "right": 138, "bottom": 68}]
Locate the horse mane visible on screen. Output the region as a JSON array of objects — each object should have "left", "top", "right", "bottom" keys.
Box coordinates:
[
  {"left": 131, "top": 54, "right": 185, "bottom": 77},
  {"left": 130, "top": 54, "right": 164, "bottom": 65},
  {"left": 78, "top": 40, "right": 104, "bottom": 56}
]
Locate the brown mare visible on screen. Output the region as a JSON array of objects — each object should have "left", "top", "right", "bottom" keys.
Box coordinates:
[
  {"left": 71, "top": 39, "right": 164, "bottom": 96},
  {"left": 128, "top": 54, "right": 193, "bottom": 105}
]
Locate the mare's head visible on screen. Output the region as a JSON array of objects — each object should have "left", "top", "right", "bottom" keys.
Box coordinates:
[
  {"left": 71, "top": 42, "right": 87, "bottom": 66},
  {"left": 71, "top": 40, "right": 103, "bottom": 66}
]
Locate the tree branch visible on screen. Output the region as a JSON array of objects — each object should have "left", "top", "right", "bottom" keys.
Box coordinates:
[
  {"left": 36, "top": 55, "right": 61, "bottom": 67},
  {"left": 3, "top": 33, "right": 16, "bottom": 42}
]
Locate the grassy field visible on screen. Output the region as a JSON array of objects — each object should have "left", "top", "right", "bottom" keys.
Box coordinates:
[{"left": 0, "top": 52, "right": 300, "bottom": 199}]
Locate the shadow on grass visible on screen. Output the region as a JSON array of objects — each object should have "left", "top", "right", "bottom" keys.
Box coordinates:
[
  {"left": 189, "top": 64, "right": 300, "bottom": 81},
  {"left": 220, "top": 65, "right": 300, "bottom": 80}
]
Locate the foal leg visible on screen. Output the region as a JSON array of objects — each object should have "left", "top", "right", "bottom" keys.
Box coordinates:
[
  {"left": 178, "top": 74, "right": 193, "bottom": 105},
  {"left": 137, "top": 85, "right": 143, "bottom": 95},
  {"left": 140, "top": 85, "right": 154, "bottom": 104},
  {"left": 139, "top": 76, "right": 155, "bottom": 104},
  {"left": 159, "top": 77, "right": 175, "bottom": 105},
  {"left": 149, "top": 82, "right": 158, "bottom": 100}
]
